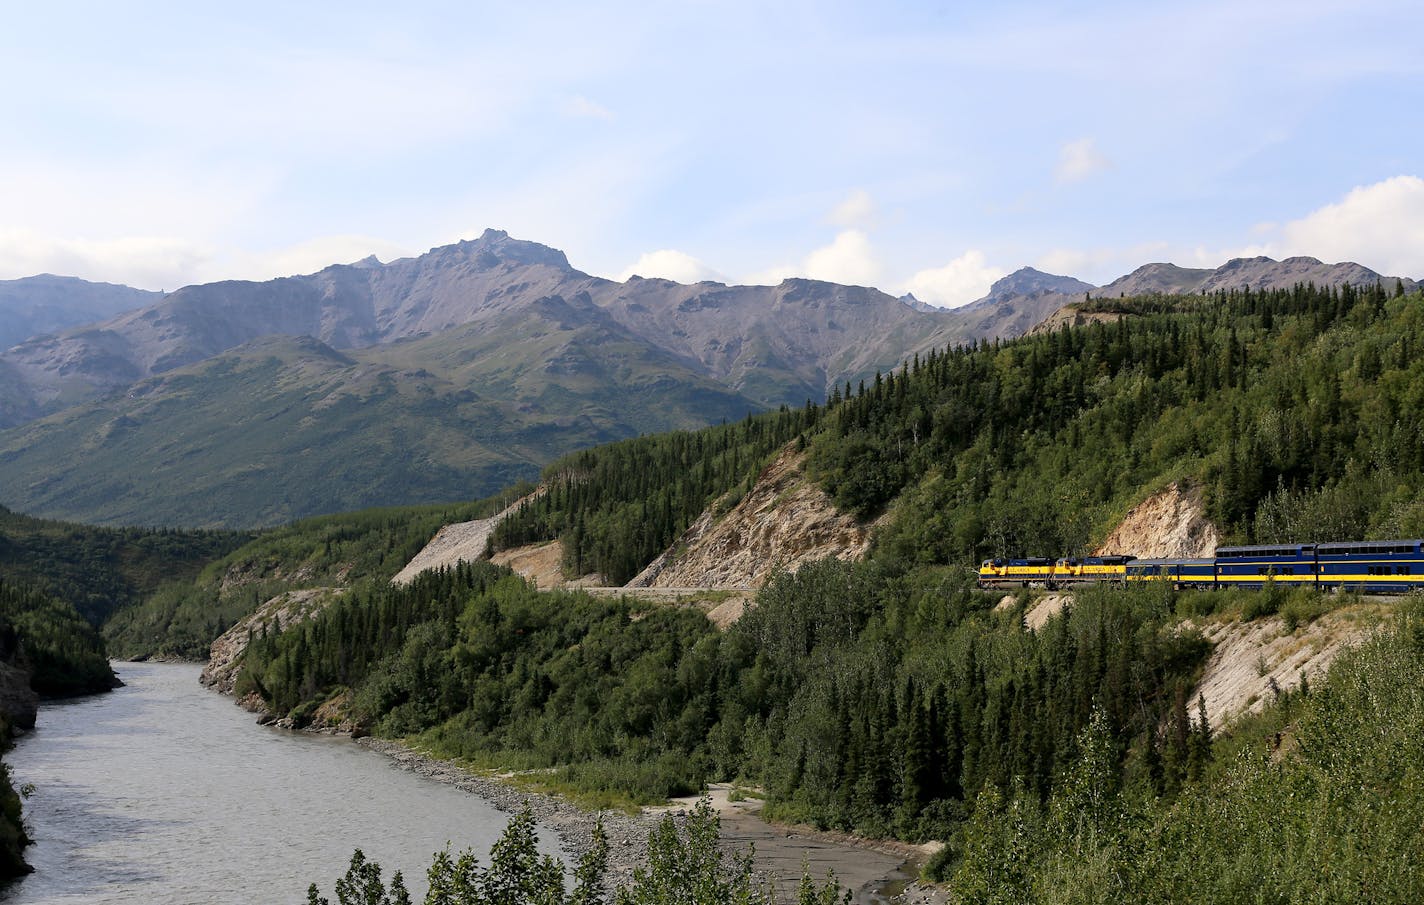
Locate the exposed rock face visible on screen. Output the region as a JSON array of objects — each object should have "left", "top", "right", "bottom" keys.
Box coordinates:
[
  {"left": 630, "top": 445, "right": 874, "bottom": 589},
  {"left": 1024, "top": 594, "right": 1073, "bottom": 631},
  {"left": 0, "top": 661, "right": 37, "bottom": 731},
  {"left": 0, "top": 275, "right": 160, "bottom": 350},
  {"left": 1096, "top": 481, "right": 1221, "bottom": 559},
  {"left": 951, "top": 267, "right": 1095, "bottom": 341},
  {"left": 391, "top": 491, "right": 540, "bottom": 585},
  {"left": 1027, "top": 306, "right": 1123, "bottom": 336},
  {"left": 201, "top": 588, "right": 343, "bottom": 695},
  {"left": 489, "top": 540, "right": 606, "bottom": 590},
  {"left": 1189, "top": 606, "right": 1378, "bottom": 729}
]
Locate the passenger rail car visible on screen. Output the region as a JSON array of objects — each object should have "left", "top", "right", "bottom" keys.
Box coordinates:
[
  {"left": 1124, "top": 558, "right": 1217, "bottom": 587},
  {"left": 1315, "top": 540, "right": 1424, "bottom": 594}
]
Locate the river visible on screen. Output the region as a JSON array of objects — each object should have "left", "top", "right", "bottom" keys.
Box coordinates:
[{"left": 1, "top": 662, "right": 562, "bottom": 905}]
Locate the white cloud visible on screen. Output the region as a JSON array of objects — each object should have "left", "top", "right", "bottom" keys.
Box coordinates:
[
  {"left": 0, "top": 230, "right": 417, "bottom": 291},
  {"left": 1034, "top": 241, "right": 1171, "bottom": 285},
  {"left": 903, "top": 250, "right": 1006, "bottom": 308},
  {"left": 617, "top": 249, "right": 723, "bottom": 283},
  {"left": 566, "top": 94, "right": 615, "bottom": 120},
  {"left": 741, "top": 230, "right": 882, "bottom": 288},
  {"left": 1271, "top": 175, "right": 1424, "bottom": 277},
  {"left": 741, "top": 264, "right": 798, "bottom": 286},
  {"left": 803, "top": 230, "right": 882, "bottom": 286},
  {"left": 0, "top": 229, "right": 215, "bottom": 291},
  {"left": 828, "top": 189, "right": 876, "bottom": 228},
  {"left": 1054, "top": 137, "right": 1113, "bottom": 184}
]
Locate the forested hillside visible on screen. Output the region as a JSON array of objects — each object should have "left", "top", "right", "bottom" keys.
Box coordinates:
[
  {"left": 105, "top": 493, "right": 527, "bottom": 660},
  {"left": 124, "top": 280, "right": 1424, "bottom": 899},
  {"left": 240, "top": 558, "right": 1208, "bottom": 830},
  {"left": 492, "top": 280, "right": 1424, "bottom": 581},
  {"left": 0, "top": 506, "right": 247, "bottom": 626},
  {"left": 0, "top": 581, "right": 116, "bottom": 697}
]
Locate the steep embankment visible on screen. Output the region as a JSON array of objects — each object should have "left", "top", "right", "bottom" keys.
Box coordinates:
[
  {"left": 1189, "top": 605, "right": 1382, "bottom": 729},
  {"left": 200, "top": 588, "right": 346, "bottom": 696},
  {"left": 398, "top": 445, "right": 875, "bottom": 596},
  {"left": 1096, "top": 481, "right": 1221, "bottom": 558},
  {"left": 391, "top": 492, "right": 540, "bottom": 585},
  {"left": 629, "top": 445, "right": 874, "bottom": 589}
]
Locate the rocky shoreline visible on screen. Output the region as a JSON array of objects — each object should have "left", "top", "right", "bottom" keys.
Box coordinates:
[
  {"left": 354, "top": 737, "right": 661, "bottom": 891},
  {"left": 351, "top": 736, "right": 945, "bottom": 905}
]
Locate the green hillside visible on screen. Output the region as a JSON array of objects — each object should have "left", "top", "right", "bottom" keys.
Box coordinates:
[
  {"left": 0, "top": 303, "right": 760, "bottom": 528},
  {"left": 103, "top": 491, "right": 526, "bottom": 660},
  {"left": 0, "top": 505, "right": 246, "bottom": 626},
  {"left": 81, "top": 280, "right": 1424, "bottom": 901},
  {"left": 502, "top": 280, "right": 1424, "bottom": 573}
]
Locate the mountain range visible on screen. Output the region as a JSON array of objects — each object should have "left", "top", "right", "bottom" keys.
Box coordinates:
[{"left": 0, "top": 233, "right": 1413, "bottom": 527}]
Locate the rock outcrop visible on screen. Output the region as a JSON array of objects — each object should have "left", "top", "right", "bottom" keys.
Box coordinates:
[
  {"left": 0, "top": 661, "right": 37, "bottom": 731},
  {"left": 490, "top": 540, "right": 606, "bottom": 590},
  {"left": 392, "top": 492, "right": 540, "bottom": 585},
  {"left": 1027, "top": 305, "right": 1124, "bottom": 336},
  {"left": 1096, "top": 481, "right": 1220, "bottom": 559},
  {"left": 629, "top": 445, "right": 874, "bottom": 589},
  {"left": 201, "top": 588, "right": 343, "bottom": 695},
  {"left": 1189, "top": 606, "right": 1379, "bottom": 729}
]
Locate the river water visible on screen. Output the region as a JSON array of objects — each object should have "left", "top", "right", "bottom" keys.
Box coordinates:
[{"left": 1, "top": 662, "right": 562, "bottom": 905}]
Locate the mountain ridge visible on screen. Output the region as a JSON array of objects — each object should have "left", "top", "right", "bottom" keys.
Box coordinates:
[{"left": 0, "top": 230, "right": 975, "bottom": 426}]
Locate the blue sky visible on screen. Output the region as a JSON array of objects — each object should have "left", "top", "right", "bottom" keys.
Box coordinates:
[{"left": 1, "top": 1, "right": 1421, "bottom": 304}]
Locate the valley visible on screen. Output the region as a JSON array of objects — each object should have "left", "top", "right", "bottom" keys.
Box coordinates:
[{"left": 2, "top": 259, "right": 1424, "bottom": 903}]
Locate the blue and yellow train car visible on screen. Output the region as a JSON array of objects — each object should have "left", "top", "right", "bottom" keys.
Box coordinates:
[
  {"left": 1315, "top": 540, "right": 1424, "bottom": 594},
  {"left": 1053, "top": 555, "right": 1134, "bottom": 586},
  {"left": 987, "top": 538, "right": 1424, "bottom": 596},
  {"left": 1213, "top": 544, "right": 1318, "bottom": 589},
  {"left": 1124, "top": 558, "right": 1217, "bottom": 588}
]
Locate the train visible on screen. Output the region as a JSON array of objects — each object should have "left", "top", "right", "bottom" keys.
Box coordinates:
[{"left": 978, "top": 539, "right": 1424, "bottom": 595}]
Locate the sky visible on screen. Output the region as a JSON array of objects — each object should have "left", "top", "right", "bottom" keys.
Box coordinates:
[{"left": 1, "top": 1, "right": 1421, "bottom": 306}]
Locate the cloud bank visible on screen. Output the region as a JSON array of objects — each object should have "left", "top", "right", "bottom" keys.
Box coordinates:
[
  {"left": 904, "top": 251, "right": 1006, "bottom": 308},
  {"left": 617, "top": 249, "right": 723, "bottom": 283}
]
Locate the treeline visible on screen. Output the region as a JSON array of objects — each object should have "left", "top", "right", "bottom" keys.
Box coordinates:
[
  {"left": 0, "top": 504, "right": 248, "bottom": 626},
  {"left": 806, "top": 282, "right": 1424, "bottom": 563},
  {"left": 240, "top": 559, "right": 1209, "bottom": 841},
  {"left": 0, "top": 579, "right": 116, "bottom": 697},
  {"left": 308, "top": 801, "right": 846, "bottom": 905},
  {"left": 105, "top": 494, "right": 525, "bottom": 660},
  {"left": 491, "top": 409, "right": 814, "bottom": 584}
]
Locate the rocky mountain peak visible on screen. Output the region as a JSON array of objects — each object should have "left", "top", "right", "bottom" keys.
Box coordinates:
[
  {"left": 899, "top": 292, "right": 939, "bottom": 313},
  {"left": 983, "top": 267, "right": 1094, "bottom": 302},
  {"left": 445, "top": 229, "right": 573, "bottom": 271}
]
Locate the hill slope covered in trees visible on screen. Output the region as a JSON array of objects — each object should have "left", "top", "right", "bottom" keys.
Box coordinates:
[{"left": 100, "top": 280, "right": 1424, "bottom": 901}]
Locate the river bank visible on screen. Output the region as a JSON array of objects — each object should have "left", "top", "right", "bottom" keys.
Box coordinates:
[{"left": 353, "top": 736, "right": 945, "bottom": 905}]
